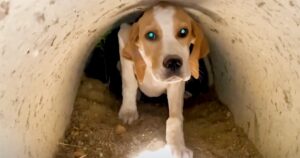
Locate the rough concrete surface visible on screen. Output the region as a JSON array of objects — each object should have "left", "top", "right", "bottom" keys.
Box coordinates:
[{"left": 0, "top": 0, "right": 299, "bottom": 158}]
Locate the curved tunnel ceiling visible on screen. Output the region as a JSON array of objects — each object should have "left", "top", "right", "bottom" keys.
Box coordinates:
[{"left": 0, "top": 0, "right": 299, "bottom": 158}]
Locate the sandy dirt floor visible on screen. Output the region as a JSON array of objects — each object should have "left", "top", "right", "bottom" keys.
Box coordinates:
[{"left": 55, "top": 76, "right": 262, "bottom": 158}]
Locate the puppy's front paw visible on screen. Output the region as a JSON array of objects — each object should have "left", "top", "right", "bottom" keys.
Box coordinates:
[
  {"left": 170, "top": 146, "right": 193, "bottom": 158},
  {"left": 118, "top": 106, "right": 138, "bottom": 124}
]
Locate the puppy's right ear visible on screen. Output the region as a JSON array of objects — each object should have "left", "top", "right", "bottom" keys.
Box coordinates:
[
  {"left": 122, "top": 23, "right": 146, "bottom": 83},
  {"left": 122, "top": 23, "right": 139, "bottom": 60}
]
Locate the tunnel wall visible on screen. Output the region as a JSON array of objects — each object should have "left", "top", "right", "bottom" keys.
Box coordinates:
[{"left": 0, "top": 0, "right": 299, "bottom": 158}]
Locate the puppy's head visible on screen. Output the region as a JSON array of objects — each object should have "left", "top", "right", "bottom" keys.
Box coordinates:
[{"left": 123, "top": 3, "right": 209, "bottom": 83}]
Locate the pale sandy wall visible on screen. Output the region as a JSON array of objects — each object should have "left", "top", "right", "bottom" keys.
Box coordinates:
[
  {"left": 0, "top": 0, "right": 299, "bottom": 158},
  {"left": 203, "top": 1, "right": 300, "bottom": 158}
]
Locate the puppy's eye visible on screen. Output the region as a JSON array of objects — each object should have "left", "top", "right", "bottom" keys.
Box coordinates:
[
  {"left": 145, "top": 31, "right": 157, "bottom": 41},
  {"left": 178, "top": 28, "right": 188, "bottom": 38}
]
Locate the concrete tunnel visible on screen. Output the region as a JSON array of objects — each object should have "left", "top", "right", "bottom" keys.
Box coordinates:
[{"left": 0, "top": 0, "right": 300, "bottom": 157}]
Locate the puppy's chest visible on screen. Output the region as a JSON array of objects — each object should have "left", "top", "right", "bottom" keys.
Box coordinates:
[{"left": 137, "top": 68, "right": 167, "bottom": 97}]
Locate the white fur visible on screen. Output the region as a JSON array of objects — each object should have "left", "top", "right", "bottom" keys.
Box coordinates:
[
  {"left": 118, "top": 24, "right": 139, "bottom": 124},
  {"left": 153, "top": 6, "right": 191, "bottom": 81},
  {"left": 118, "top": 6, "right": 193, "bottom": 158}
]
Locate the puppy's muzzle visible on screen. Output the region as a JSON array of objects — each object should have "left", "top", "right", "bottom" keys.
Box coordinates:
[{"left": 163, "top": 55, "right": 182, "bottom": 73}]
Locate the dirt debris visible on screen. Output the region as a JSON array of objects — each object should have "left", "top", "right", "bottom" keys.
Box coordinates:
[
  {"left": 55, "top": 76, "right": 262, "bottom": 158},
  {"left": 115, "top": 124, "right": 127, "bottom": 135}
]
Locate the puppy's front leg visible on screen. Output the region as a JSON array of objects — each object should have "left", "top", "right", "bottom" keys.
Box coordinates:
[
  {"left": 166, "top": 81, "right": 193, "bottom": 158},
  {"left": 118, "top": 24, "right": 139, "bottom": 124},
  {"left": 118, "top": 57, "right": 139, "bottom": 124}
]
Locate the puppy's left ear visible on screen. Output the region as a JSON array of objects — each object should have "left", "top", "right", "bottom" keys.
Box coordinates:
[{"left": 189, "top": 20, "right": 210, "bottom": 79}]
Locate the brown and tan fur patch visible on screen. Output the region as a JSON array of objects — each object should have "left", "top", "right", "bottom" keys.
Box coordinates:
[
  {"left": 123, "top": 2, "right": 209, "bottom": 82},
  {"left": 173, "top": 6, "right": 209, "bottom": 79}
]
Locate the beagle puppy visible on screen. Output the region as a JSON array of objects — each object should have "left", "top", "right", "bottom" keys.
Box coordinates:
[{"left": 118, "top": 2, "right": 209, "bottom": 158}]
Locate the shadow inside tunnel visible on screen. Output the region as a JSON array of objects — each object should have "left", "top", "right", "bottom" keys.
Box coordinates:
[{"left": 84, "top": 26, "right": 212, "bottom": 106}]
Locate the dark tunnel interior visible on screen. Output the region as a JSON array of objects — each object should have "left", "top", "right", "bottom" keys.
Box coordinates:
[{"left": 84, "top": 26, "right": 211, "bottom": 103}]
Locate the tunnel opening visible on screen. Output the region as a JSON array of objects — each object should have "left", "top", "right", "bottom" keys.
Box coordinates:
[
  {"left": 83, "top": 25, "right": 212, "bottom": 104},
  {"left": 55, "top": 8, "right": 262, "bottom": 158}
]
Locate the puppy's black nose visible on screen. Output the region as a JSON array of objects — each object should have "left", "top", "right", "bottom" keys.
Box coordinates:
[{"left": 163, "top": 55, "right": 182, "bottom": 72}]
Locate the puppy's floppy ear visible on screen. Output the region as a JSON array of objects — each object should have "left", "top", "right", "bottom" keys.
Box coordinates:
[
  {"left": 122, "top": 23, "right": 146, "bottom": 83},
  {"left": 189, "top": 20, "right": 210, "bottom": 79}
]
